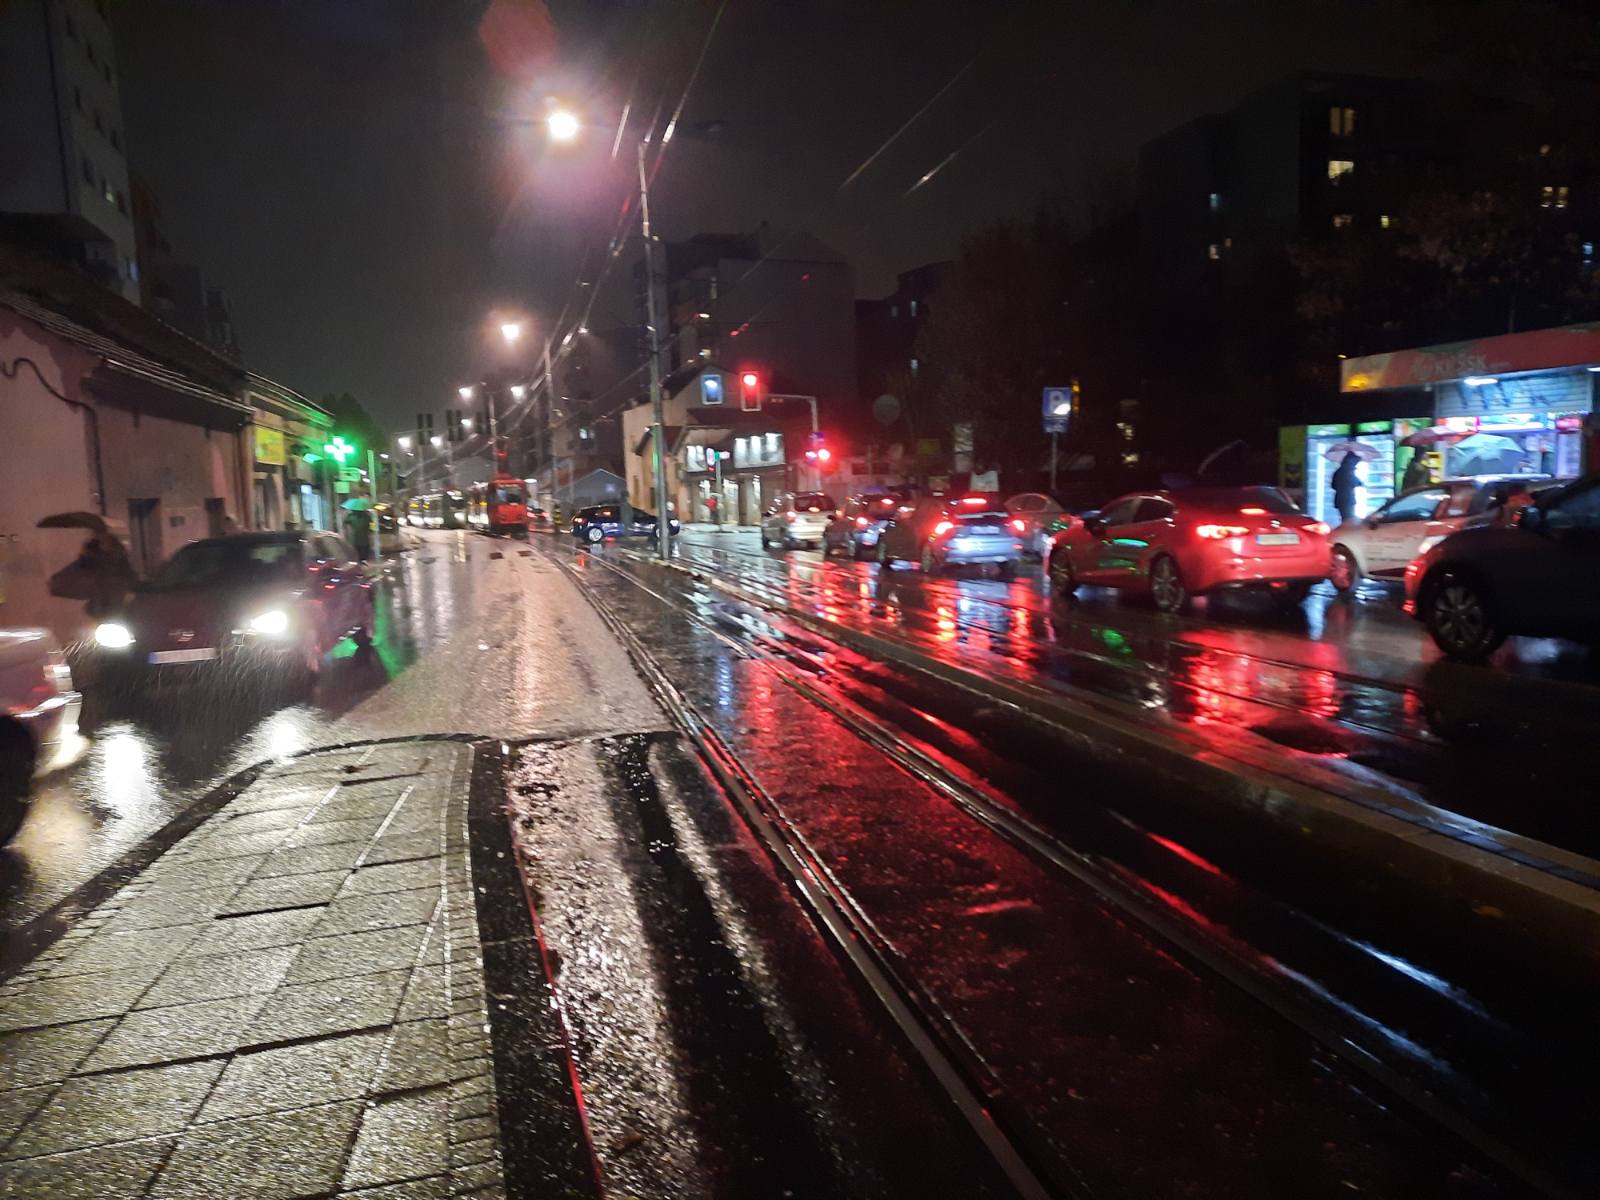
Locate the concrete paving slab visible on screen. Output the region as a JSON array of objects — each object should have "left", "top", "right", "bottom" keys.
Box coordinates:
[
  {"left": 243, "top": 969, "right": 409, "bottom": 1044},
  {"left": 0, "top": 1020, "right": 114, "bottom": 1089},
  {"left": 136, "top": 943, "right": 299, "bottom": 1009},
  {"left": 150, "top": 1100, "right": 363, "bottom": 1200},
  {"left": 341, "top": 1089, "right": 451, "bottom": 1190},
  {"left": 313, "top": 887, "right": 439, "bottom": 938},
  {"left": 198, "top": 1030, "right": 386, "bottom": 1122},
  {"left": 4, "top": 1059, "right": 223, "bottom": 1158},
  {"left": 81, "top": 995, "right": 269, "bottom": 1072},
  {"left": 0, "top": 1137, "right": 174, "bottom": 1199}
]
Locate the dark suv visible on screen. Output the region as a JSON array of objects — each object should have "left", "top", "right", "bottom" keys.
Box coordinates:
[
  {"left": 571, "top": 505, "right": 681, "bottom": 544},
  {"left": 1407, "top": 473, "right": 1600, "bottom": 662}
]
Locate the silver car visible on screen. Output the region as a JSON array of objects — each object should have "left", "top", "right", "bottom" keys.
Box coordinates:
[
  {"left": 761, "top": 491, "right": 835, "bottom": 550},
  {"left": 877, "top": 493, "right": 1025, "bottom": 579},
  {"left": 823, "top": 489, "right": 911, "bottom": 558}
]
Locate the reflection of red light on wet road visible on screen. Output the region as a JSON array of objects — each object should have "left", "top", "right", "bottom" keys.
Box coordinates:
[
  {"left": 936, "top": 605, "right": 957, "bottom": 642},
  {"left": 1147, "top": 833, "right": 1228, "bottom": 880}
]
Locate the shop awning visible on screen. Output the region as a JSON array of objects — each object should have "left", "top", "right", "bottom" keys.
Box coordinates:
[{"left": 1342, "top": 322, "right": 1600, "bottom": 392}]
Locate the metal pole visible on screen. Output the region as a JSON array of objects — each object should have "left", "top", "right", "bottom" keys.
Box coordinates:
[
  {"left": 541, "top": 336, "right": 554, "bottom": 498},
  {"left": 367, "top": 449, "right": 382, "bottom": 573},
  {"left": 714, "top": 453, "right": 723, "bottom": 526},
  {"left": 1050, "top": 431, "right": 1059, "bottom": 492},
  {"left": 639, "top": 137, "right": 671, "bottom": 560},
  {"left": 485, "top": 385, "right": 499, "bottom": 474}
]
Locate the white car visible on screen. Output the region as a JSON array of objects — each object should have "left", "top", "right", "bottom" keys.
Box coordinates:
[
  {"left": 0, "top": 628, "right": 81, "bottom": 843},
  {"left": 1330, "top": 476, "right": 1549, "bottom": 591},
  {"left": 1005, "top": 492, "right": 1066, "bottom": 558},
  {"left": 761, "top": 491, "right": 835, "bottom": 550}
]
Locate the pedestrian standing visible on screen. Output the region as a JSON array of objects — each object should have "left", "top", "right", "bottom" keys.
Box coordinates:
[{"left": 1331, "top": 451, "right": 1363, "bottom": 524}]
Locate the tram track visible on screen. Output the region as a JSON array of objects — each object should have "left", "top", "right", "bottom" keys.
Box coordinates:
[{"left": 540, "top": 537, "right": 1582, "bottom": 1199}]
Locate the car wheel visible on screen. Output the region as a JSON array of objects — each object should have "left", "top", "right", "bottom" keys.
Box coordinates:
[
  {"left": 1330, "top": 546, "right": 1360, "bottom": 593},
  {"left": 1048, "top": 548, "right": 1077, "bottom": 595},
  {"left": 920, "top": 547, "right": 939, "bottom": 574},
  {"left": 1149, "top": 555, "right": 1189, "bottom": 614},
  {"left": 996, "top": 560, "right": 1017, "bottom": 582},
  {"left": 1424, "top": 575, "right": 1505, "bottom": 663},
  {"left": 584, "top": 526, "right": 604, "bottom": 545},
  {"left": 1273, "top": 582, "right": 1313, "bottom": 612},
  {"left": 0, "top": 721, "right": 35, "bottom": 846}
]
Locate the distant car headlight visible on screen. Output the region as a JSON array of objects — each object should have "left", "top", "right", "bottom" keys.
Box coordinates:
[
  {"left": 95, "top": 622, "right": 134, "bottom": 649},
  {"left": 247, "top": 609, "right": 290, "bottom": 637}
]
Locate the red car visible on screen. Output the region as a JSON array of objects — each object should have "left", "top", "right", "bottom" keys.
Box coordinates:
[
  {"left": 93, "top": 531, "right": 374, "bottom": 691},
  {"left": 1046, "top": 487, "right": 1330, "bottom": 612}
]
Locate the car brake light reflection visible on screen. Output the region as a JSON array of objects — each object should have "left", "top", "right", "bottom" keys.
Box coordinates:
[{"left": 1196, "top": 524, "right": 1249, "bottom": 540}]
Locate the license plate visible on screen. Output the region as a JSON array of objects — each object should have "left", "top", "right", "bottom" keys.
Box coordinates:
[
  {"left": 1255, "top": 532, "right": 1300, "bottom": 546},
  {"left": 148, "top": 648, "right": 218, "bottom": 665},
  {"left": 964, "top": 525, "right": 1001, "bottom": 535}
]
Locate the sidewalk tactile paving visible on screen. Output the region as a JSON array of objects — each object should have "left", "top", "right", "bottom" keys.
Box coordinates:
[{"left": 0, "top": 741, "right": 505, "bottom": 1198}]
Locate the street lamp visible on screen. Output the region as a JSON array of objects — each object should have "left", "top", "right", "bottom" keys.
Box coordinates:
[
  {"left": 510, "top": 384, "right": 527, "bottom": 400},
  {"left": 431, "top": 435, "right": 444, "bottom": 449},
  {"left": 458, "top": 385, "right": 475, "bottom": 401},
  {"left": 501, "top": 322, "right": 523, "bottom": 345},
  {"left": 545, "top": 108, "right": 672, "bottom": 560},
  {"left": 461, "top": 417, "right": 474, "bottom": 432},
  {"left": 397, "top": 436, "right": 413, "bottom": 453}
]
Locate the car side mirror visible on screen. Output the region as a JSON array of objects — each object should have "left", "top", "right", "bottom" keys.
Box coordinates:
[{"left": 1516, "top": 505, "right": 1545, "bottom": 533}]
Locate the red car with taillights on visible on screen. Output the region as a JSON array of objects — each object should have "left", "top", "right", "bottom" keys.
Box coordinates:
[{"left": 1046, "top": 486, "right": 1331, "bottom": 613}]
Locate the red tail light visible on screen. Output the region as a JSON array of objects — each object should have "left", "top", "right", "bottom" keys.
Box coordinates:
[
  {"left": 854, "top": 516, "right": 869, "bottom": 528},
  {"left": 1239, "top": 506, "right": 1266, "bottom": 515},
  {"left": 1196, "top": 523, "right": 1249, "bottom": 540},
  {"left": 932, "top": 520, "right": 954, "bottom": 536},
  {"left": 959, "top": 496, "right": 988, "bottom": 507},
  {"left": 1306, "top": 521, "right": 1331, "bottom": 536},
  {"left": 1010, "top": 518, "right": 1026, "bottom": 533}
]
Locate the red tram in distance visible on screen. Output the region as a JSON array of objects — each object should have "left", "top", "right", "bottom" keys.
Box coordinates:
[{"left": 468, "top": 475, "right": 530, "bottom": 536}]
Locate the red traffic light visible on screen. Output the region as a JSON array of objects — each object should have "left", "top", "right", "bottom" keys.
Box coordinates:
[
  {"left": 816, "top": 447, "right": 832, "bottom": 462},
  {"left": 738, "top": 370, "right": 764, "bottom": 411},
  {"left": 741, "top": 371, "right": 759, "bottom": 387}
]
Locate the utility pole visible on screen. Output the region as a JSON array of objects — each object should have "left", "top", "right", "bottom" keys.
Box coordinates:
[
  {"left": 639, "top": 137, "right": 671, "bottom": 561},
  {"left": 541, "top": 335, "right": 554, "bottom": 504}
]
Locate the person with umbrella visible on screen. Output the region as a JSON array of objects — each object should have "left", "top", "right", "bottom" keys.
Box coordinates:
[
  {"left": 1331, "top": 451, "right": 1363, "bottom": 523},
  {"left": 38, "top": 513, "right": 137, "bottom": 622},
  {"left": 342, "top": 500, "right": 374, "bottom": 562}
]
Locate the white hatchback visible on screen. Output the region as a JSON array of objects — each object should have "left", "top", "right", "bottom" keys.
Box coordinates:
[
  {"left": 1, "top": 628, "right": 81, "bottom": 843},
  {"left": 1330, "top": 476, "right": 1549, "bottom": 591}
]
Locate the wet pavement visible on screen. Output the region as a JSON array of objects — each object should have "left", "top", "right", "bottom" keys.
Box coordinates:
[
  {"left": 669, "top": 527, "right": 1600, "bottom": 858},
  {"left": 0, "top": 741, "right": 505, "bottom": 1198}
]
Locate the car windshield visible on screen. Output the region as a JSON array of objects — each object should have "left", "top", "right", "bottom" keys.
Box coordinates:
[
  {"left": 792, "top": 493, "right": 833, "bottom": 511},
  {"left": 147, "top": 541, "right": 300, "bottom": 590}
]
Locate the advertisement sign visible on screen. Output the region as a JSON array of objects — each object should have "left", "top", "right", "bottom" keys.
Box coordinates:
[
  {"left": 254, "top": 425, "right": 287, "bottom": 467},
  {"left": 1278, "top": 426, "right": 1306, "bottom": 492}
]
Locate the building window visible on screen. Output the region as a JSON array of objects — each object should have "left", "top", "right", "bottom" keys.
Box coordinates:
[
  {"left": 1208, "top": 191, "right": 1221, "bottom": 212},
  {"left": 909, "top": 300, "right": 918, "bottom": 317},
  {"left": 1327, "top": 159, "right": 1355, "bottom": 183},
  {"left": 1207, "top": 242, "right": 1221, "bottom": 260},
  {"left": 1332, "top": 213, "right": 1354, "bottom": 229},
  {"left": 1540, "top": 185, "right": 1569, "bottom": 209},
  {"left": 1557, "top": 185, "right": 1570, "bottom": 209},
  {"left": 103, "top": 178, "right": 115, "bottom": 205},
  {"left": 1329, "top": 107, "right": 1356, "bottom": 137},
  {"left": 1585, "top": 241, "right": 1595, "bottom": 259},
  {"left": 1540, "top": 143, "right": 1552, "bottom": 157},
  {"left": 909, "top": 357, "right": 919, "bottom": 374},
  {"left": 81, "top": 156, "right": 94, "bottom": 184},
  {"left": 1379, "top": 213, "right": 1393, "bottom": 229},
  {"left": 889, "top": 304, "right": 898, "bottom": 318}
]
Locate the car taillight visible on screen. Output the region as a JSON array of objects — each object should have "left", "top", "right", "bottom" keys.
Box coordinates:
[
  {"left": 1196, "top": 524, "right": 1249, "bottom": 540},
  {"left": 958, "top": 496, "right": 988, "bottom": 507},
  {"left": 1010, "top": 518, "right": 1026, "bottom": 533},
  {"left": 1306, "top": 521, "right": 1330, "bottom": 536},
  {"left": 933, "top": 520, "right": 954, "bottom": 537},
  {"left": 1239, "top": 506, "right": 1266, "bottom": 515},
  {"left": 855, "top": 516, "right": 869, "bottom": 528}
]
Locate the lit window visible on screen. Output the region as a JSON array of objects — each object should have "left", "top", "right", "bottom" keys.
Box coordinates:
[
  {"left": 1207, "top": 243, "right": 1221, "bottom": 260},
  {"left": 1541, "top": 185, "right": 1555, "bottom": 208},
  {"left": 909, "top": 300, "right": 918, "bottom": 317},
  {"left": 1329, "top": 106, "right": 1356, "bottom": 136},
  {"left": 1556, "top": 185, "right": 1570, "bottom": 209},
  {"left": 1380, "top": 214, "right": 1393, "bottom": 229},
  {"left": 1332, "top": 213, "right": 1354, "bottom": 229},
  {"left": 1585, "top": 242, "right": 1595, "bottom": 258},
  {"left": 1540, "top": 143, "right": 1552, "bottom": 157},
  {"left": 103, "top": 179, "right": 115, "bottom": 205},
  {"left": 1208, "top": 192, "right": 1221, "bottom": 211},
  {"left": 909, "top": 357, "right": 919, "bottom": 374},
  {"left": 1327, "top": 159, "right": 1355, "bottom": 182}
]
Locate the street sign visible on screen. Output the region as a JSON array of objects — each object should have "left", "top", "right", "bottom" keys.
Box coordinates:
[{"left": 1042, "top": 386, "right": 1072, "bottom": 433}]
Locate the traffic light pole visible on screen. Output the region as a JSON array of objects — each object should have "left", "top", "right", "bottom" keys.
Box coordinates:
[{"left": 639, "top": 138, "right": 671, "bottom": 561}]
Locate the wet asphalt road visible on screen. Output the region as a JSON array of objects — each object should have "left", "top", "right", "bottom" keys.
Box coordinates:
[{"left": 670, "top": 527, "right": 1600, "bottom": 857}]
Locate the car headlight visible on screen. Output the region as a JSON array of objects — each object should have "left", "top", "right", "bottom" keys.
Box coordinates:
[
  {"left": 247, "top": 609, "right": 290, "bottom": 637},
  {"left": 95, "top": 622, "right": 134, "bottom": 649}
]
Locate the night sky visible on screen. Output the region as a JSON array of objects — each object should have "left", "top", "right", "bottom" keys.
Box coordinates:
[{"left": 114, "top": 0, "right": 1433, "bottom": 430}]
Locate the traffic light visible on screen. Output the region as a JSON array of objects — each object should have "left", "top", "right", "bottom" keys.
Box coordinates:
[
  {"left": 803, "top": 430, "right": 833, "bottom": 467},
  {"left": 738, "top": 369, "right": 764, "bottom": 412}
]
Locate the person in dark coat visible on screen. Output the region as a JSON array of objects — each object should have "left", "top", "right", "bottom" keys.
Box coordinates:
[
  {"left": 1331, "top": 451, "right": 1363, "bottom": 523},
  {"left": 49, "top": 531, "right": 136, "bottom": 619},
  {"left": 1401, "top": 452, "right": 1431, "bottom": 492}
]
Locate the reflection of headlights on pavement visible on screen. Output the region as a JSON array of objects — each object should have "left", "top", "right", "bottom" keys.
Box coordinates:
[
  {"left": 247, "top": 609, "right": 291, "bottom": 637},
  {"left": 95, "top": 622, "right": 134, "bottom": 649}
]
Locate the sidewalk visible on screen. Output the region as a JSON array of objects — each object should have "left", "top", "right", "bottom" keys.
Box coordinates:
[{"left": 0, "top": 741, "right": 505, "bottom": 1199}]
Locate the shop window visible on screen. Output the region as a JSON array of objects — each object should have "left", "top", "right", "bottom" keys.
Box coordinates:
[
  {"left": 1329, "top": 106, "right": 1356, "bottom": 136},
  {"left": 1556, "top": 185, "right": 1570, "bottom": 209},
  {"left": 1208, "top": 191, "right": 1222, "bottom": 212},
  {"left": 1541, "top": 185, "right": 1555, "bottom": 208},
  {"left": 1207, "top": 242, "right": 1221, "bottom": 260},
  {"left": 1327, "top": 159, "right": 1355, "bottom": 183},
  {"left": 1332, "top": 214, "right": 1354, "bottom": 229},
  {"left": 1380, "top": 214, "right": 1393, "bottom": 229}
]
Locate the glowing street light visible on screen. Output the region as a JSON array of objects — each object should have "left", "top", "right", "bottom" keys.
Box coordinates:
[
  {"left": 458, "top": 385, "right": 475, "bottom": 401},
  {"left": 510, "top": 384, "right": 527, "bottom": 400},
  {"left": 430, "top": 435, "right": 444, "bottom": 449},
  {"left": 546, "top": 109, "right": 580, "bottom": 143},
  {"left": 460, "top": 416, "right": 474, "bottom": 431},
  {"left": 501, "top": 322, "right": 522, "bottom": 344},
  {"left": 397, "top": 436, "right": 413, "bottom": 453}
]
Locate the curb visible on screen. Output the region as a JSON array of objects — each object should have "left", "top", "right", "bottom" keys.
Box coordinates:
[{"left": 629, "top": 550, "right": 1600, "bottom": 981}]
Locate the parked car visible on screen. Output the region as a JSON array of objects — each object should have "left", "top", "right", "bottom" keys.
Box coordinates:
[
  {"left": 823, "top": 489, "right": 912, "bottom": 559},
  {"left": 92, "top": 531, "right": 374, "bottom": 692},
  {"left": 877, "top": 493, "right": 1025, "bottom": 579},
  {"left": 571, "top": 505, "right": 681, "bottom": 544},
  {"left": 1406, "top": 473, "right": 1600, "bottom": 662},
  {"left": 1047, "top": 486, "right": 1331, "bottom": 613},
  {"left": 1330, "top": 476, "right": 1550, "bottom": 591},
  {"left": 0, "top": 629, "right": 81, "bottom": 844},
  {"left": 1005, "top": 492, "right": 1067, "bottom": 558},
  {"left": 761, "top": 492, "right": 835, "bottom": 550}
]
